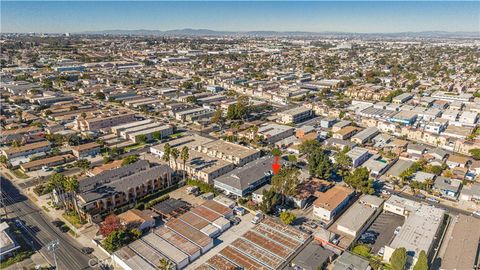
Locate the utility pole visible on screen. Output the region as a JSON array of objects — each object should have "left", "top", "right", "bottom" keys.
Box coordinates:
[{"left": 47, "top": 239, "right": 60, "bottom": 269}]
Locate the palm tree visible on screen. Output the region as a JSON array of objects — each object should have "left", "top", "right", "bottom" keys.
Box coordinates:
[
  {"left": 180, "top": 146, "right": 189, "bottom": 181},
  {"left": 64, "top": 177, "right": 80, "bottom": 219},
  {"left": 157, "top": 258, "right": 174, "bottom": 270},
  {"left": 170, "top": 148, "right": 179, "bottom": 172},
  {"left": 162, "top": 143, "right": 171, "bottom": 163}
]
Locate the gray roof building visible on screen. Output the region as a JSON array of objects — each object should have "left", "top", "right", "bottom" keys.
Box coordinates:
[
  {"left": 291, "top": 241, "right": 335, "bottom": 270},
  {"left": 214, "top": 156, "right": 283, "bottom": 197},
  {"left": 333, "top": 251, "right": 370, "bottom": 270}
]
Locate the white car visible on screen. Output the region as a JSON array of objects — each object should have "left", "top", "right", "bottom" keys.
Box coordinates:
[
  {"left": 473, "top": 211, "right": 480, "bottom": 218},
  {"left": 377, "top": 247, "right": 385, "bottom": 256},
  {"left": 394, "top": 226, "right": 401, "bottom": 235}
]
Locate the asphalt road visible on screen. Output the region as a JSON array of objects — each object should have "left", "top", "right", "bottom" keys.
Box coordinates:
[
  {"left": 1, "top": 176, "right": 93, "bottom": 270},
  {"left": 385, "top": 188, "right": 473, "bottom": 216}
]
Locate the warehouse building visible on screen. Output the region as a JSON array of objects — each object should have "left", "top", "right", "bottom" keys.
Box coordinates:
[
  {"left": 383, "top": 196, "right": 445, "bottom": 266},
  {"left": 278, "top": 106, "right": 313, "bottom": 124},
  {"left": 197, "top": 217, "right": 311, "bottom": 270},
  {"left": 335, "top": 195, "right": 383, "bottom": 237}
]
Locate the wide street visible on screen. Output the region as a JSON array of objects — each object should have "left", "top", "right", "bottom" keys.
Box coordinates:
[{"left": 1, "top": 175, "right": 93, "bottom": 270}]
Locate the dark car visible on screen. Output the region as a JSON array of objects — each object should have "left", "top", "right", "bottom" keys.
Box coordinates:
[
  {"left": 230, "top": 217, "right": 241, "bottom": 226},
  {"left": 81, "top": 247, "right": 94, "bottom": 255},
  {"left": 59, "top": 225, "right": 70, "bottom": 233},
  {"left": 51, "top": 220, "right": 65, "bottom": 228}
]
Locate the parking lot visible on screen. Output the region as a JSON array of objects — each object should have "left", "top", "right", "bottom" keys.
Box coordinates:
[
  {"left": 360, "top": 211, "right": 405, "bottom": 254},
  {"left": 168, "top": 185, "right": 208, "bottom": 206}
]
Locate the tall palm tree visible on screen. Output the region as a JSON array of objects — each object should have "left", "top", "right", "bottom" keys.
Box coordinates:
[
  {"left": 162, "top": 143, "right": 171, "bottom": 163},
  {"left": 64, "top": 177, "right": 80, "bottom": 219},
  {"left": 180, "top": 146, "right": 189, "bottom": 181},
  {"left": 170, "top": 148, "right": 179, "bottom": 172}
]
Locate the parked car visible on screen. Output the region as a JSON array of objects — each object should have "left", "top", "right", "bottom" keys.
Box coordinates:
[
  {"left": 251, "top": 212, "right": 263, "bottom": 225},
  {"left": 394, "top": 226, "right": 402, "bottom": 235},
  {"left": 186, "top": 186, "right": 199, "bottom": 195},
  {"left": 377, "top": 247, "right": 385, "bottom": 256},
  {"left": 415, "top": 193, "right": 426, "bottom": 199},
  {"left": 229, "top": 216, "right": 241, "bottom": 226},
  {"left": 81, "top": 247, "right": 94, "bottom": 255},
  {"left": 426, "top": 197, "right": 439, "bottom": 204},
  {"left": 234, "top": 206, "right": 246, "bottom": 216},
  {"left": 472, "top": 211, "right": 480, "bottom": 218},
  {"left": 51, "top": 220, "right": 65, "bottom": 227}
]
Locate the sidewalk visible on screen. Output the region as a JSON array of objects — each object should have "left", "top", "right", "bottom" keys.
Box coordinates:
[{"left": 26, "top": 190, "right": 112, "bottom": 263}]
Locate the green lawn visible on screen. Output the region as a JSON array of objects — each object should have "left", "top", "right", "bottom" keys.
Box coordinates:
[
  {"left": 124, "top": 143, "right": 145, "bottom": 152},
  {"left": 62, "top": 211, "right": 85, "bottom": 229}
]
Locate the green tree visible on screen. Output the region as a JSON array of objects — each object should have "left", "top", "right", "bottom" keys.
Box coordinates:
[
  {"left": 64, "top": 177, "right": 80, "bottom": 217},
  {"left": 135, "top": 134, "right": 148, "bottom": 143},
  {"left": 344, "top": 167, "right": 374, "bottom": 194},
  {"left": 0, "top": 155, "right": 8, "bottom": 164},
  {"left": 307, "top": 148, "right": 333, "bottom": 179},
  {"left": 180, "top": 146, "right": 189, "bottom": 181},
  {"left": 170, "top": 148, "right": 179, "bottom": 171},
  {"left": 186, "top": 95, "right": 197, "bottom": 104},
  {"left": 74, "top": 159, "right": 91, "bottom": 172},
  {"left": 279, "top": 211, "right": 296, "bottom": 225},
  {"left": 122, "top": 155, "right": 139, "bottom": 166},
  {"left": 271, "top": 148, "right": 282, "bottom": 157},
  {"left": 258, "top": 188, "right": 280, "bottom": 214},
  {"left": 413, "top": 250, "right": 428, "bottom": 270},
  {"left": 271, "top": 167, "right": 300, "bottom": 205},
  {"left": 152, "top": 131, "right": 162, "bottom": 141},
  {"left": 335, "top": 148, "right": 352, "bottom": 169},
  {"left": 287, "top": 154, "right": 297, "bottom": 163},
  {"left": 163, "top": 143, "right": 171, "bottom": 163},
  {"left": 299, "top": 139, "right": 322, "bottom": 155},
  {"left": 469, "top": 148, "right": 480, "bottom": 160},
  {"left": 211, "top": 109, "right": 224, "bottom": 127},
  {"left": 390, "top": 247, "right": 407, "bottom": 270}
]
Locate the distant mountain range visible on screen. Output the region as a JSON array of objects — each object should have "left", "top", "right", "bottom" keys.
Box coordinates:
[{"left": 78, "top": 28, "right": 479, "bottom": 38}]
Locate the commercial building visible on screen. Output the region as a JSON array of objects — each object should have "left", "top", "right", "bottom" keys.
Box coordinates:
[
  {"left": 125, "top": 125, "right": 174, "bottom": 143},
  {"left": 257, "top": 123, "right": 296, "bottom": 144},
  {"left": 440, "top": 214, "right": 480, "bottom": 270},
  {"left": 20, "top": 154, "right": 75, "bottom": 172},
  {"left": 351, "top": 127, "right": 379, "bottom": 145},
  {"left": 0, "top": 222, "right": 21, "bottom": 261},
  {"left": 387, "top": 110, "right": 418, "bottom": 125},
  {"left": 197, "top": 217, "right": 311, "bottom": 270},
  {"left": 214, "top": 156, "right": 281, "bottom": 197},
  {"left": 383, "top": 196, "right": 445, "bottom": 266},
  {"left": 71, "top": 142, "right": 101, "bottom": 158},
  {"left": 111, "top": 119, "right": 153, "bottom": 135},
  {"left": 333, "top": 126, "right": 359, "bottom": 140},
  {"left": 346, "top": 147, "right": 370, "bottom": 168},
  {"left": 76, "top": 112, "right": 136, "bottom": 131},
  {"left": 1, "top": 140, "right": 51, "bottom": 159},
  {"left": 431, "top": 91, "right": 473, "bottom": 103},
  {"left": 278, "top": 106, "right": 313, "bottom": 124},
  {"left": 336, "top": 195, "right": 383, "bottom": 237},
  {"left": 392, "top": 93, "right": 413, "bottom": 104},
  {"left": 313, "top": 185, "right": 354, "bottom": 221}
]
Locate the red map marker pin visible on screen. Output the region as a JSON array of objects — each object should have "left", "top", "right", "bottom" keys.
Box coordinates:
[{"left": 272, "top": 155, "right": 281, "bottom": 174}]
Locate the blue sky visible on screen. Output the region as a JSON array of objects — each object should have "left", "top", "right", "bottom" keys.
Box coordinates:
[{"left": 1, "top": 1, "right": 479, "bottom": 33}]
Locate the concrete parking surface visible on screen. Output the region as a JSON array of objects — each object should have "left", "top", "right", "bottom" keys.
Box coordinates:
[{"left": 362, "top": 211, "right": 405, "bottom": 253}]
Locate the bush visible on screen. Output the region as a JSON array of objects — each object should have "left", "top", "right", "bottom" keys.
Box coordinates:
[
  {"left": 145, "top": 195, "right": 170, "bottom": 209},
  {"left": 352, "top": 244, "right": 371, "bottom": 258},
  {"left": 103, "top": 229, "right": 142, "bottom": 252},
  {"left": 136, "top": 184, "right": 178, "bottom": 205},
  {"left": 186, "top": 179, "right": 216, "bottom": 194},
  {"left": 279, "top": 211, "right": 296, "bottom": 225}
]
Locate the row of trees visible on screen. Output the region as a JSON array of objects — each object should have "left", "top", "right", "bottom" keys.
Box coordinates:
[
  {"left": 162, "top": 143, "right": 189, "bottom": 181},
  {"left": 45, "top": 173, "right": 81, "bottom": 219},
  {"left": 390, "top": 247, "right": 428, "bottom": 270}
]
